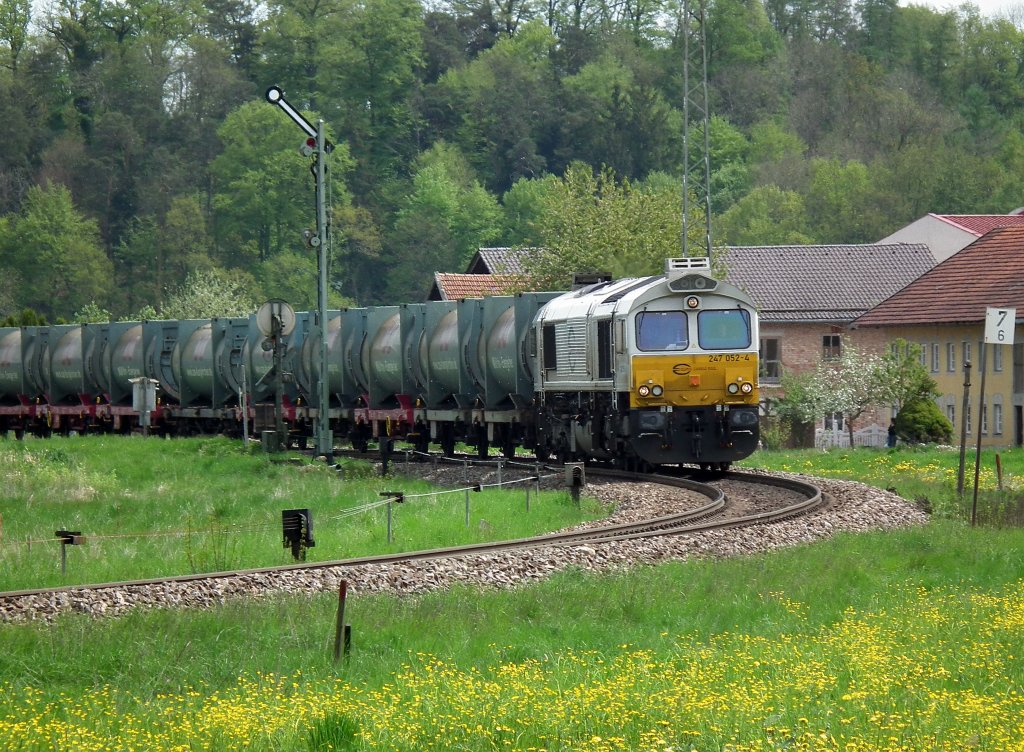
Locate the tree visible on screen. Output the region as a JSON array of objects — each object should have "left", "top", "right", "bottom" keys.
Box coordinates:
[
  {"left": 384, "top": 141, "right": 503, "bottom": 302},
  {"left": 429, "top": 20, "right": 558, "bottom": 193},
  {"left": 874, "top": 339, "right": 939, "bottom": 412},
  {"left": 715, "top": 185, "right": 813, "bottom": 245},
  {"left": 209, "top": 101, "right": 354, "bottom": 266},
  {"left": 773, "top": 342, "right": 886, "bottom": 446},
  {"left": 557, "top": 51, "right": 682, "bottom": 180},
  {"left": 319, "top": 0, "right": 424, "bottom": 197},
  {"left": 804, "top": 157, "right": 886, "bottom": 243},
  {"left": 0, "top": 0, "right": 30, "bottom": 73},
  {"left": 160, "top": 269, "right": 258, "bottom": 319},
  {"left": 519, "top": 162, "right": 692, "bottom": 289},
  {"left": 1, "top": 182, "right": 112, "bottom": 319}
]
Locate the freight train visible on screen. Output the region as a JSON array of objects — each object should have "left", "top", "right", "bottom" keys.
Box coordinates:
[{"left": 0, "top": 258, "right": 760, "bottom": 470}]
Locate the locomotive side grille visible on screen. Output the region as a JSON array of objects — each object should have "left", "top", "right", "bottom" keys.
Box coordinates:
[{"left": 556, "top": 320, "right": 589, "bottom": 378}]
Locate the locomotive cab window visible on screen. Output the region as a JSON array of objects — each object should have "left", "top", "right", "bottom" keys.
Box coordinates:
[
  {"left": 697, "top": 309, "right": 751, "bottom": 350},
  {"left": 635, "top": 311, "right": 688, "bottom": 351}
]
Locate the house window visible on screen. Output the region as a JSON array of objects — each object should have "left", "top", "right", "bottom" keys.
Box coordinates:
[
  {"left": 760, "top": 337, "right": 781, "bottom": 381},
  {"left": 919, "top": 343, "right": 928, "bottom": 367},
  {"left": 823, "top": 335, "right": 841, "bottom": 360},
  {"left": 824, "top": 412, "right": 844, "bottom": 431},
  {"left": 931, "top": 343, "right": 940, "bottom": 373},
  {"left": 994, "top": 403, "right": 1004, "bottom": 435},
  {"left": 947, "top": 404, "right": 955, "bottom": 427},
  {"left": 982, "top": 404, "right": 988, "bottom": 435},
  {"left": 994, "top": 344, "right": 1003, "bottom": 372},
  {"left": 947, "top": 342, "right": 956, "bottom": 372},
  {"left": 965, "top": 403, "right": 972, "bottom": 435},
  {"left": 963, "top": 341, "right": 972, "bottom": 368}
]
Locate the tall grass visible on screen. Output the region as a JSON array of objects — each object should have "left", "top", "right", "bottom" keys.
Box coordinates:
[
  {"left": 0, "top": 436, "right": 601, "bottom": 591},
  {"left": 739, "top": 444, "right": 1024, "bottom": 525}
]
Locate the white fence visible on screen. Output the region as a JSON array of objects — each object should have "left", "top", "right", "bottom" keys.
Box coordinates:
[{"left": 815, "top": 423, "right": 888, "bottom": 449}]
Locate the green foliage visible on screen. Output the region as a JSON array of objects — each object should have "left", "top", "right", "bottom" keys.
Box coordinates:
[
  {"left": 715, "top": 185, "right": 813, "bottom": 245},
  {"left": 520, "top": 163, "right": 689, "bottom": 289},
  {"left": 1, "top": 308, "right": 47, "bottom": 326},
  {"left": 895, "top": 397, "right": 953, "bottom": 444},
  {"left": 2, "top": 0, "right": 1024, "bottom": 316},
  {"left": 72, "top": 302, "right": 112, "bottom": 323},
  {"left": 385, "top": 141, "right": 502, "bottom": 301},
  {"left": 0, "top": 184, "right": 112, "bottom": 319},
  {"left": 160, "top": 269, "right": 259, "bottom": 319},
  {"left": 875, "top": 339, "right": 940, "bottom": 411}
]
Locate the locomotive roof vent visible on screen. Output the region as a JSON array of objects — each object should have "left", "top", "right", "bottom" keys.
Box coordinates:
[
  {"left": 665, "top": 257, "right": 717, "bottom": 293},
  {"left": 571, "top": 271, "right": 613, "bottom": 291}
]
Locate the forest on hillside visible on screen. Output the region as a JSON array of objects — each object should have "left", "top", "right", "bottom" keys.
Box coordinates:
[{"left": 1, "top": 0, "right": 1023, "bottom": 320}]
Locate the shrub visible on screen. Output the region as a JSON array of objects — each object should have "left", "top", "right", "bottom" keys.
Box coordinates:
[{"left": 895, "top": 398, "right": 953, "bottom": 444}]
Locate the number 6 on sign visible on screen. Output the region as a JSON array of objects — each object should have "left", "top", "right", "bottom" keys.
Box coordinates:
[{"left": 984, "top": 307, "right": 1016, "bottom": 345}]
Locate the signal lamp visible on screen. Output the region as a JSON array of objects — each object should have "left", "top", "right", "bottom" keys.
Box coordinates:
[
  {"left": 651, "top": 385, "right": 664, "bottom": 396},
  {"left": 638, "top": 385, "right": 651, "bottom": 397},
  {"left": 727, "top": 382, "right": 740, "bottom": 394},
  {"left": 740, "top": 382, "right": 753, "bottom": 394}
]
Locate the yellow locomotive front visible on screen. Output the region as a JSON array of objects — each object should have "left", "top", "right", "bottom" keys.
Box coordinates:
[{"left": 625, "top": 263, "right": 760, "bottom": 469}]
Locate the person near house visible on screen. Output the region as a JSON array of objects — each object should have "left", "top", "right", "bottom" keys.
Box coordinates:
[{"left": 887, "top": 421, "right": 897, "bottom": 448}]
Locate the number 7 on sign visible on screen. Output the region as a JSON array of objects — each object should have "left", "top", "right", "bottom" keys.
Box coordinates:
[{"left": 984, "top": 307, "right": 1016, "bottom": 345}]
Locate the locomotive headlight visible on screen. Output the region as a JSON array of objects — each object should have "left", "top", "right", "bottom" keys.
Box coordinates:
[
  {"left": 686, "top": 296, "right": 700, "bottom": 309},
  {"left": 727, "top": 382, "right": 740, "bottom": 395},
  {"left": 651, "top": 385, "right": 664, "bottom": 397},
  {"left": 740, "top": 382, "right": 753, "bottom": 394},
  {"left": 638, "top": 385, "right": 651, "bottom": 397}
]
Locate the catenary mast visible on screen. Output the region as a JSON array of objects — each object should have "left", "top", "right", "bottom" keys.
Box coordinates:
[{"left": 681, "top": 0, "right": 713, "bottom": 258}]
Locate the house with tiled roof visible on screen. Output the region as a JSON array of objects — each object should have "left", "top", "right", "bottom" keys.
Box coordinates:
[
  {"left": 428, "top": 273, "right": 523, "bottom": 301},
  {"left": 877, "top": 212, "right": 1024, "bottom": 263},
  {"left": 465, "top": 248, "right": 530, "bottom": 275},
  {"left": 723, "top": 243, "right": 935, "bottom": 445},
  {"left": 855, "top": 225, "right": 1024, "bottom": 447},
  {"left": 425, "top": 248, "right": 533, "bottom": 300}
]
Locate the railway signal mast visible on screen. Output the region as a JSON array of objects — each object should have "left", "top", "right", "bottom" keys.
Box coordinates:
[
  {"left": 265, "top": 86, "right": 334, "bottom": 459},
  {"left": 681, "top": 0, "right": 713, "bottom": 259}
]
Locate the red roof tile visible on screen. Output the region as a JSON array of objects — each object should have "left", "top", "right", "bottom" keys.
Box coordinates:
[
  {"left": 432, "top": 273, "right": 523, "bottom": 300},
  {"left": 856, "top": 226, "right": 1024, "bottom": 326},
  {"left": 933, "top": 214, "right": 1024, "bottom": 236}
]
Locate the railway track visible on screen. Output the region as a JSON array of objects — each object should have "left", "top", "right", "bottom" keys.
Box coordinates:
[{"left": 0, "top": 467, "right": 823, "bottom": 623}]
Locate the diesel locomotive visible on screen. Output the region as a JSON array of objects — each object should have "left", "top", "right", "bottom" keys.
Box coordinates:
[{"left": 0, "top": 257, "right": 760, "bottom": 469}]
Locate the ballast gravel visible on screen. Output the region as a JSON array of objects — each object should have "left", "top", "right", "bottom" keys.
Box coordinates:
[{"left": 0, "top": 466, "right": 928, "bottom": 623}]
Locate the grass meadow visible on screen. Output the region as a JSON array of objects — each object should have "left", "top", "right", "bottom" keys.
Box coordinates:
[
  {"left": 0, "top": 436, "right": 598, "bottom": 591},
  {"left": 2, "top": 438, "right": 1024, "bottom": 751}
]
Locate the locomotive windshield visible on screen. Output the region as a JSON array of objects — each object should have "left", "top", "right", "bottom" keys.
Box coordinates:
[
  {"left": 635, "top": 311, "right": 688, "bottom": 351},
  {"left": 697, "top": 309, "right": 751, "bottom": 350}
]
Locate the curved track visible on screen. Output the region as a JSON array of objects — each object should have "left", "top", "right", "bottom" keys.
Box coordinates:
[{"left": 0, "top": 469, "right": 823, "bottom": 613}]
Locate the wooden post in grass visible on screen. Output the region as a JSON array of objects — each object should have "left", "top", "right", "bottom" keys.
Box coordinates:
[{"left": 333, "top": 580, "right": 349, "bottom": 662}]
